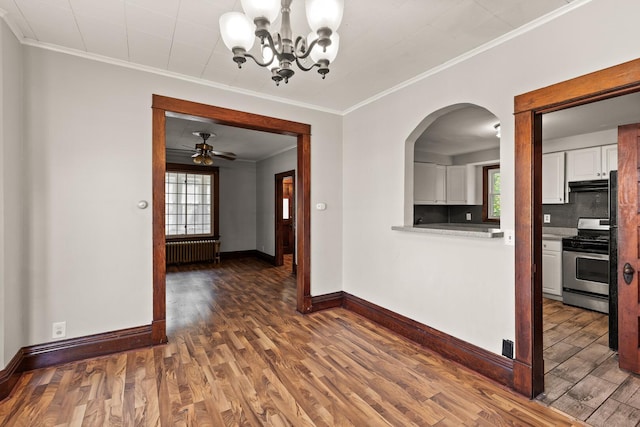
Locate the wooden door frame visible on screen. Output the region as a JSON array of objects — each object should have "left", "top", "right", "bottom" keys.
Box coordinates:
[
  {"left": 513, "top": 58, "right": 640, "bottom": 397},
  {"left": 275, "top": 170, "right": 296, "bottom": 267},
  {"left": 151, "top": 95, "right": 313, "bottom": 343}
]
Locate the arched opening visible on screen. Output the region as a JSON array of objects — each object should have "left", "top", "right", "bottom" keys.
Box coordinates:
[{"left": 406, "top": 104, "right": 501, "bottom": 230}]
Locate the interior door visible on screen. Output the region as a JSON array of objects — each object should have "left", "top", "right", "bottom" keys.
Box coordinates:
[
  {"left": 282, "top": 178, "right": 294, "bottom": 254},
  {"left": 617, "top": 123, "right": 640, "bottom": 373}
]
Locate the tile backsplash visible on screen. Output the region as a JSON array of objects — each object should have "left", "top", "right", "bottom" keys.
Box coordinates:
[{"left": 414, "top": 189, "right": 608, "bottom": 227}]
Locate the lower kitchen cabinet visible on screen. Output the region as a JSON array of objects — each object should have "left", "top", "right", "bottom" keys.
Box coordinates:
[{"left": 542, "top": 239, "right": 562, "bottom": 299}]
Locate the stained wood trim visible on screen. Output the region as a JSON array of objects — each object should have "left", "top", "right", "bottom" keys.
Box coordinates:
[
  {"left": 310, "top": 291, "right": 345, "bottom": 312},
  {"left": 152, "top": 95, "right": 310, "bottom": 136},
  {"left": 226, "top": 250, "right": 271, "bottom": 261},
  {"left": 0, "top": 325, "right": 153, "bottom": 401},
  {"left": 0, "top": 349, "right": 25, "bottom": 400},
  {"left": 152, "top": 107, "right": 168, "bottom": 345},
  {"left": 297, "top": 133, "right": 312, "bottom": 313},
  {"left": 514, "top": 57, "right": 640, "bottom": 397},
  {"left": 152, "top": 94, "right": 312, "bottom": 324},
  {"left": 515, "top": 58, "right": 640, "bottom": 114},
  {"left": 342, "top": 293, "right": 514, "bottom": 387},
  {"left": 482, "top": 164, "right": 500, "bottom": 223}
]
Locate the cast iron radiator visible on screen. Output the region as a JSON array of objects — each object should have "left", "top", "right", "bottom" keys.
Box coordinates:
[{"left": 166, "top": 239, "right": 220, "bottom": 265}]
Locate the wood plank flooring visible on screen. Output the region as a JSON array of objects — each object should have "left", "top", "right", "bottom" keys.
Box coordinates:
[
  {"left": 538, "top": 298, "right": 640, "bottom": 426},
  {"left": 0, "top": 257, "right": 582, "bottom": 426}
]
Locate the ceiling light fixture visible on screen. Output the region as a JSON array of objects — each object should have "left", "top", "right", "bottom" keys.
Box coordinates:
[
  {"left": 219, "top": 0, "right": 344, "bottom": 86},
  {"left": 494, "top": 123, "right": 501, "bottom": 138}
]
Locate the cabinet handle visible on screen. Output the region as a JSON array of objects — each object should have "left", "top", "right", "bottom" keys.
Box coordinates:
[{"left": 597, "top": 172, "right": 601, "bottom": 176}]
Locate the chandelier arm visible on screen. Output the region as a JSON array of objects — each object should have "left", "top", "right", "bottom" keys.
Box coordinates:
[
  {"left": 244, "top": 52, "right": 275, "bottom": 68},
  {"left": 295, "top": 57, "right": 321, "bottom": 72},
  {"left": 294, "top": 36, "right": 317, "bottom": 60}
]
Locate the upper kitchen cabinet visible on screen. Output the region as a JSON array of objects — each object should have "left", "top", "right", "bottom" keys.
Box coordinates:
[
  {"left": 414, "top": 162, "right": 446, "bottom": 204},
  {"left": 446, "top": 165, "right": 467, "bottom": 204},
  {"left": 542, "top": 152, "right": 565, "bottom": 204},
  {"left": 566, "top": 144, "right": 617, "bottom": 182}
]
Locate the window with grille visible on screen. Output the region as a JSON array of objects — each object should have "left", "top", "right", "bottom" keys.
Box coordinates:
[
  {"left": 482, "top": 164, "right": 501, "bottom": 222},
  {"left": 165, "top": 169, "right": 217, "bottom": 237}
]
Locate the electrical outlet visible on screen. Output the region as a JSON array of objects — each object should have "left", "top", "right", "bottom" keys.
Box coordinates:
[
  {"left": 465, "top": 212, "right": 472, "bottom": 221},
  {"left": 52, "top": 321, "right": 66, "bottom": 339},
  {"left": 543, "top": 214, "right": 551, "bottom": 223}
]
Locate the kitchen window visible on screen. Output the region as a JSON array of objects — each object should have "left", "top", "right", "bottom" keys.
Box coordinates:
[
  {"left": 483, "top": 165, "right": 500, "bottom": 222},
  {"left": 165, "top": 164, "right": 219, "bottom": 238}
]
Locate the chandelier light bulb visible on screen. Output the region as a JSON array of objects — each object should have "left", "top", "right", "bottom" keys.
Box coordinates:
[
  {"left": 219, "top": 12, "right": 255, "bottom": 52},
  {"left": 203, "top": 156, "right": 214, "bottom": 166},
  {"left": 305, "top": 0, "right": 344, "bottom": 33},
  {"left": 308, "top": 31, "right": 339, "bottom": 63},
  {"left": 241, "top": 0, "right": 280, "bottom": 24}
]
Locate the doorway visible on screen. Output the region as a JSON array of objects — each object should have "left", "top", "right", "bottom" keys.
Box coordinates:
[
  {"left": 151, "top": 95, "right": 313, "bottom": 344},
  {"left": 513, "top": 58, "right": 640, "bottom": 397},
  {"left": 275, "top": 170, "right": 296, "bottom": 273}
]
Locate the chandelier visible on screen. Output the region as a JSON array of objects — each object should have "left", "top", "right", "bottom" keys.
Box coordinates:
[{"left": 219, "top": 0, "right": 344, "bottom": 85}]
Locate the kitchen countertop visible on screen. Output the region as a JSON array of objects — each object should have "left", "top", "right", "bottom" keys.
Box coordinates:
[
  {"left": 542, "top": 227, "right": 576, "bottom": 240},
  {"left": 392, "top": 223, "right": 504, "bottom": 239}
]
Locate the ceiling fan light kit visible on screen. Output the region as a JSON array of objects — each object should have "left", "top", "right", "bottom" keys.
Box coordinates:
[
  {"left": 191, "top": 132, "right": 237, "bottom": 165},
  {"left": 219, "top": 0, "right": 344, "bottom": 86}
]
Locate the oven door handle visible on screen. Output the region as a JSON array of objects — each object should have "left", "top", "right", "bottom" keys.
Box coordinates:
[{"left": 624, "top": 263, "right": 635, "bottom": 285}]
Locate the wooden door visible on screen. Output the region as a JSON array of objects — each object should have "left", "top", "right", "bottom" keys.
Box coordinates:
[
  {"left": 282, "top": 178, "right": 294, "bottom": 254},
  {"left": 618, "top": 123, "right": 640, "bottom": 373}
]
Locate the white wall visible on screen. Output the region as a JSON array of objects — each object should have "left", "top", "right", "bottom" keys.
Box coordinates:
[
  {"left": 17, "top": 45, "right": 342, "bottom": 348},
  {"left": 342, "top": 0, "right": 640, "bottom": 354},
  {"left": 256, "top": 148, "right": 296, "bottom": 256},
  {"left": 219, "top": 161, "right": 257, "bottom": 252},
  {"left": 0, "top": 20, "right": 26, "bottom": 367}
]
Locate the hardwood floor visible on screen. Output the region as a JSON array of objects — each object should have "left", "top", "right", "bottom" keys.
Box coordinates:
[
  {"left": 0, "top": 257, "right": 581, "bottom": 426},
  {"left": 538, "top": 298, "right": 640, "bottom": 426}
]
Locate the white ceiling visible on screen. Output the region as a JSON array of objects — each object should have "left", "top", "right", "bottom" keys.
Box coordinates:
[{"left": 0, "top": 0, "right": 581, "bottom": 113}]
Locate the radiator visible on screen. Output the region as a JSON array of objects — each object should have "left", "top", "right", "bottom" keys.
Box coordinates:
[{"left": 166, "top": 239, "right": 220, "bottom": 265}]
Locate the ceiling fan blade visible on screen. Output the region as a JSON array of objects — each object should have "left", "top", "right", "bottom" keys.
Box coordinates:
[
  {"left": 191, "top": 152, "right": 200, "bottom": 158},
  {"left": 211, "top": 150, "right": 236, "bottom": 157}
]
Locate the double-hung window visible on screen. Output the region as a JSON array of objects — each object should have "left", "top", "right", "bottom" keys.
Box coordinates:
[
  {"left": 483, "top": 165, "right": 500, "bottom": 222},
  {"left": 165, "top": 164, "right": 219, "bottom": 238}
]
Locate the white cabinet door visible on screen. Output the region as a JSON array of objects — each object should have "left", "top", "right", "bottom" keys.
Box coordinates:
[
  {"left": 566, "top": 146, "right": 602, "bottom": 181},
  {"left": 434, "top": 165, "right": 446, "bottom": 204},
  {"left": 542, "top": 240, "right": 562, "bottom": 297},
  {"left": 414, "top": 163, "right": 446, "bottom": 204},
  {"left": 542, "top": 152, "right": 565, "bottom": 204},
  {"left": 601, "top": 144, "right": 618, "bottom": 179},
  {"left": 446, "top": 165, "right": 466, "bottom": 204}
]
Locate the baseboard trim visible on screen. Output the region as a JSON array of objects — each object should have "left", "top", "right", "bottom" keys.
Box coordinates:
[
  {"left": 221, "top": 250, "right": 261, "bottom": 260},
  {"left": 310, "top": 291, "right": 345, "bottom": 312},
  {"left": 310, "top": 291, "right": 514, "bottom": 388},
  {"left": 0, "top": 324, "right": 153, "bottom": 401},
  {"left": 0, "top": 349, "right": 25, "bottom": 401},
  {"left": 254, "top": 250, "right": 276, "bottom": 265}
]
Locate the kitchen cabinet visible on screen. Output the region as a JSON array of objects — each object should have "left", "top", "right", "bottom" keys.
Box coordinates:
[
  {"left": 542, "top": 152, "right": 565, "bottom": 204},
  {"left": 601, "top": 144, "right": 618, "bottom": 179},
  {"left": 542, "top": 239, "right": 562, "bottom": 299},
  {"left": 446, "top": 165, "right": 467, "bottom": 204},
  {"left": 414, "top": 162, "right": 446, "bottom": 204},
  {"left": 566, "top": 144, "right": 617, "bottom": 182}
]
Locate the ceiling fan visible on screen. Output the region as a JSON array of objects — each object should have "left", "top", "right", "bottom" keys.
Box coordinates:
[{"left": 190, "top": 131, "right": 237, "bottom": 165}]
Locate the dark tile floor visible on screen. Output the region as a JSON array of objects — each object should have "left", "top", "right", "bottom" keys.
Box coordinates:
[{"left": 537, "top": 298, "right": 640, "bottom": 426}]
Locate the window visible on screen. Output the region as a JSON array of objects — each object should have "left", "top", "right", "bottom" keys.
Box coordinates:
[
  {"left": 165, "top": 164, "right": 219, "bottom": 238},
  {"left": 483, "top": 165, "right": 500, "bottom": 222}
]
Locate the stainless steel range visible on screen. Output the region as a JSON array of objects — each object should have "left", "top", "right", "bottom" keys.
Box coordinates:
[{"left": 562, "top": 218, "right": 610, "bottom": 313}]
